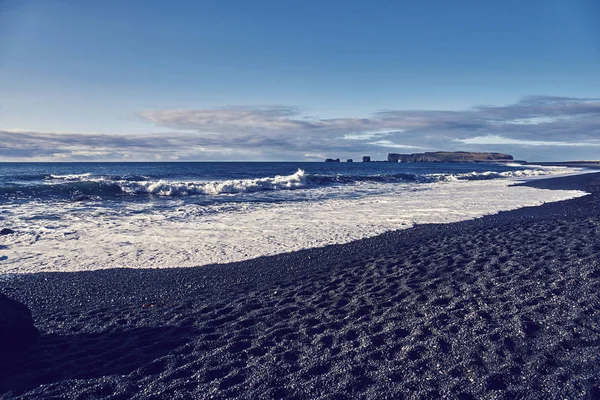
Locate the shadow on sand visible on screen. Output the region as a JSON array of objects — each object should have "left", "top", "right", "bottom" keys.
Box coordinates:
[{"left": 0, "top": 325, "right": 196, "bottom": 396}]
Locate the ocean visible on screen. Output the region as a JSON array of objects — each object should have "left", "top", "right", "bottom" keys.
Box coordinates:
[{"left": 0, "top": 162, "right": 588, "bottom": 274}]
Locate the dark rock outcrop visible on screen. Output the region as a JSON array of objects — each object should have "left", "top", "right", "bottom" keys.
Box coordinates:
[
  {"left": 388, "top": 151, "right": 514, "bottom": 163},
  {"left": 362, "top": 156, "right": 371, "bottom": 162},
  {"left": 346, "top": 159, "right": 353, "bottom": 163},
  {"left": 325, "top": 158, "right": 340, "bottom": 163},
  {"left": 0, "top": 228, "right": 15, "bottom": 235},
  {"left": 0, "top": 294, "right": 39, "bottom": 354}
]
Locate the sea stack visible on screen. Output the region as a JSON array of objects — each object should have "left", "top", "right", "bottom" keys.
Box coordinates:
[
  {"left": 362, "top": 156, "right": 371, "bottom": 162},
  {"left": 387, "top": 151, "right": 514, "bottom": 163}
]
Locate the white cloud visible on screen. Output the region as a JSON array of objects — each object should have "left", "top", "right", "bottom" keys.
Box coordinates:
[
  {"left": 2, "top": 96, "right": 599, "bottom": 161},
  {"left": 368, "top": 140, "right": 423, "bottom": 149},
  {"left": 457, "top": 135, "right": 600, "bottom": 147}
]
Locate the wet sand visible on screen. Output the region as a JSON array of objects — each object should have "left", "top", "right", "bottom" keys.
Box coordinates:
[{"left": 2, "top": 173, "right": 600, "bottom": 399}]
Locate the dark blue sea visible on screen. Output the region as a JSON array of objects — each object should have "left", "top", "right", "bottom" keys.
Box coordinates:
[
  {"left": 0, "top": 162, "right": 583, "bottom": 274},
  {"left": 0, "top": 161, "right": 547, "bottom": 205}
]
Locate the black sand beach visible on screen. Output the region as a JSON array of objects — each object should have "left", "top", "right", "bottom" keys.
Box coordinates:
[{"left": 2, "top": 173, "right": 600, "bottom": 399}]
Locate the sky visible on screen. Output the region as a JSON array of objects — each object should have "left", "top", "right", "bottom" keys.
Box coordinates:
[{"left": 0, "top": 0, "right": 599, "bottom": 162}]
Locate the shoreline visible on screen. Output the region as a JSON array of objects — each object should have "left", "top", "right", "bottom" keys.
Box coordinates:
[
  {"left": 0, "top": 167, "right": 589, "bottom": 275},
  {"left": 2, "top": 172, "right": 600, "bottom": 398}
]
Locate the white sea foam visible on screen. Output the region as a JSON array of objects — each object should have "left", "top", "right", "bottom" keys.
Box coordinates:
[
  {"left": 119, "top": 169, "right": 308, "bottom": 196},
  {"left": 0, "top": 172, "right": 589, "bottom": 274},
  {"left": 48, "top": 173, "right": 92, "bottom": 180},
  {"left": 38, "top": 166, "right": 579, "bottom": 198},
  {"left": 41, "top": 169, "right": 309, "bottom": 196},
  {"left": 436, "top": 167, "right": 572, "bottom": 181}
]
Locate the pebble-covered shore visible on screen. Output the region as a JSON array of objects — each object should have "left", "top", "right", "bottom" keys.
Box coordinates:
[{"left": 2, "top": 173, "right": 600, "bottom": 399}]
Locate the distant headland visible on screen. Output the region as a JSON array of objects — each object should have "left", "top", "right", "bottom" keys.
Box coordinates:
[{"left": 326, "top": 151, "right": 514, "bottom": 163}]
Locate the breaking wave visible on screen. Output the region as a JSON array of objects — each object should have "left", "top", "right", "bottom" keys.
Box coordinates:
[
  {"left": 434, "top": 168, "right": 561, "bottom": 181},
  {"left": 0, "top": 166, "right": 573, "bottom": 200},
  {"left": 48, "top": 173, "right": 93, "bottom": 180},
  {"left": 119, "top": 169, "right": 308, "bottom": 196}
]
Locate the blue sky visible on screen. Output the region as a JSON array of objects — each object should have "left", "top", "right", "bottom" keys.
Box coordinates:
[{"left": 0, "top": 0, "right": 599, "bottom": 161}]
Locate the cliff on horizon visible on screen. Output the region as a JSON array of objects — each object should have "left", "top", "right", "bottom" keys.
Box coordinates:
[{"left": 387, "top": 151, "right": 514, "bottom": 163}]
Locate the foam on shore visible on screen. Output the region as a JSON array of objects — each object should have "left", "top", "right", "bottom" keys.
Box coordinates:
[{"left": 0, "top": 176, "right": 588, "bottom": 274}]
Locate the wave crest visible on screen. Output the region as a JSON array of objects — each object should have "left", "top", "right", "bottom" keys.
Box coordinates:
[
  {"left": 48, "top": 173, "right": 92, "bottom": 180},
  {"left": 435, "top": 167, "right": 566, "bottom": 182},
  {"left": 120, "top": 169, "right": 308, "bottom": 196},
  {"left": 1, "top": 165, "right": 578, "bottom": 200}
]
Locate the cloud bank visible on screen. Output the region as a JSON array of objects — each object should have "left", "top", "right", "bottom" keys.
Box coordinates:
[{"left": 2, "top": 96, "right": 599, "bottom": 161}]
